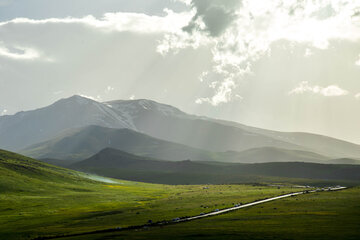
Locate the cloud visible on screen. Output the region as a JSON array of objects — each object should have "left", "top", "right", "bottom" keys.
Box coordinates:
[
  {"left": 304, "top": 48, "right": 313, "bottom": 57},
  {"left": 78, "top": 94, "right": 102, "bottom": 101},
  {"left": 0, "top": 10, "right": 192, "bottom": 34},
  {"left": 0, "top": 109, "right": 7, "bottom": 116},
  {"left": 355, "top": 93, "right": 360, "bottom": 99},
  {"left": 0, "top": 9, "right": 192, "bottom": 63},
  {"left": 289, "top": 81, "right": 349, "bottom": 97},
  {"left": 162, "top": 0, "right": 360, "bottom": 105},
  {"left": 355, "top": 54, "right": 360, "bottom": 66},
  {"left": 0, "top": 0, "right": 11, "bottom": 7},
  {"left": 53, "top": 91, "right": 63, "bottom": 95},
  {"left": 195, "top": 78, "right": 238, "bottom": 106},
  {"left": 183, "top": 0, "right": 241, "bottom": 37},
  {"left": 105, "top": 86, "right": 114, "bottom": 93},
  {"left": 0, "top": 43, "right": 40, "bottom": 60}
]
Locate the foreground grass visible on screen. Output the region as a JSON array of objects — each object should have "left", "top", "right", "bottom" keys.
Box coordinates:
[
  {"left": 78, "top": 187, "right": 360, "bottom": 240},
  {"left": 0, "top": 150, "right": 297, "bottom": 240},
  {"left": 0, "top": 181, "right": 297, "bottom": 240}
]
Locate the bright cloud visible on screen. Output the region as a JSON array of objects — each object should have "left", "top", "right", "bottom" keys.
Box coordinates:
[
  {"left": 164, "top": 0, "right": 360, "bottom": 105},
  {"left": 1, "top": 0, "right": 359, "bottom": 107},
  {"left": 355, "top": 54, "right": 360, "bottom": 66},
  {"left": 289, "top": 81, "right": 349, "bottom": 97},
  {"left": 355, "top": 93, "right": 360, "bottom": 99},
  {"left": 0, "top": 109, "right": 7, "bottom": 116},
  {"left": 0, "top": 43, "right": 40, "bottom": 60},
  {"left": 304, "top": 48, "right": 313, "bottom": 57},
  {"left": 78, "top": 94, "right": 102, "bottom": 101},
  {"left": 195, "top": 78, "right": 236, "bottom": 105},
  {"left": 105, "top": 86, "right": 114, "bottom": 93},
  {"left": 0, "top": 10, "right": 192, "bottom": 34}
]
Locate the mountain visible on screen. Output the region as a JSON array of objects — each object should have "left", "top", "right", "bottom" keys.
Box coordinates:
[
  {"left": 21, "top": 125, "right": 215, "bottom": 161},
  {"left": 72, "top": 148, "right": 218, "bottom": 172},
  {"left": 106, "top": 99, "right": 360, "bottom": 158},
  {"left": 2, "top": 95, "right": 360, "bottom": 160},
  {"left": 327, "top": 158, "right": 360, "bottom": 165},
  {"left": 211, "top": 118, "right": 360, "bottom": 160},
  {"left": 105, "top": 99, "right": 307, "bottom": 153},
  {"left": 23, "top": 125, "right": 344, "bottom": 165},
  {"left": 0, "top": 95, "right": 136, "bottom": 151},
  {"left": 219, "top": 147, "right": 330, "bottom": 163},
  {"left": 70, "top": 148, "right": 360, "bottom": 185}
]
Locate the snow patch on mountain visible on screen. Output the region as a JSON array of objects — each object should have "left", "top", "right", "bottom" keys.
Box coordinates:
[{"left": 105, "top": 99, "right": 193, "bottom": 120}]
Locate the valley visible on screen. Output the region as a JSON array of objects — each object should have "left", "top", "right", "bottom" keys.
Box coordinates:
[
  {"left": 3, "top": 2, "right": 360, "bottom": 239},
  {"left": 1, "top": 96, "right": 360, "bottom": 240},
  {"left": 0, "top": 149, "right": 300, "bottom": 240}
]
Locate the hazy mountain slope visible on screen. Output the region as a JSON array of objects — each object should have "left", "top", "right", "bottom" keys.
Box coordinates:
[
  {"left": 0, "top": 95, "right": 136, "bottom": 151},
  {"left": 326, "top": 158, "right": 360, "bottom": 165},
  {"left": 71, "top": 148, "right": 360, "bottom": 185},
  {"left": 22, "top": 125, "right": 216, "bottom": 161},
  {"left": 211, "top": 119, "right": 360, "bottom": 159},
  {"left": 217, "top": 147, "right": 330, "bottom": 163},
  {"left": 106, "top": 99, "right": 307, "bottom": 152},
  {"left": 107, "top": 99, "right": 360, "bottom": 158},
  {"left": 23, "top": 125, "right": 338, "bottom": 165},
  {"left": 72, "top": 148, "right": 218, "bottom": 173},
  {"left": 3, "top": 95, "right": 360, "bottom": 159}
]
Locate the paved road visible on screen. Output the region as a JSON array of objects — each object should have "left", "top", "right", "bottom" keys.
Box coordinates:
[
  {"left": 34, "top": 186, "right": 347, "bottom": 240},
  {"left": 180, "top": 186, "right": 346, "bottom": 222}
]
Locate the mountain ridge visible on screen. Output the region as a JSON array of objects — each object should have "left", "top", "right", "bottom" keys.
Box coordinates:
[
  {"left": 23, "top": 125, "right": 355, "bottom": 165},
  {"left": 2, "top": 95, "right": 360, "bottom": 160},
  {"left": 70, "top": 147, "right": 360, "bottom": 185}
]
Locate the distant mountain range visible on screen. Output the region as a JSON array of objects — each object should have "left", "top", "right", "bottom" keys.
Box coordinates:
[
  {"left": 23, "top": 125, "right": 360, "bottom": 166},
  {"left": 22, "top": 125, "right": 215, "bottom": 161},
  {"left": 70, "top": 148, "right": 360, "bottom": 185},
  {"left": 1, "top": 95, "right": 360, "bottom": 165}
]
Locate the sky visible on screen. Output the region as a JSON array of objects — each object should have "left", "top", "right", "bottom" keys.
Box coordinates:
[{"left": 0, "top": 0, "right": 360, "bottom": 144}]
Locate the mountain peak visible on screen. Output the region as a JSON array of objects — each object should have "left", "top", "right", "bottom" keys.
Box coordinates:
[{"left": 55, "top": 95, "right": 97, "bottom": 106}]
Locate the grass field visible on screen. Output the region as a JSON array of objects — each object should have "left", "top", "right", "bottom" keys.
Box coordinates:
[
  {"left": 74, "top": 187, "right": 360, "bottom": 240},
  {"left": 0, "top": 149, "right": 298, "bottom": 240}
]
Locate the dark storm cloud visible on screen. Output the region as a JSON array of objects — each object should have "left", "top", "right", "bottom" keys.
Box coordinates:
[{"left": 183, "top": 0, "right": 241, "bottom": 37}]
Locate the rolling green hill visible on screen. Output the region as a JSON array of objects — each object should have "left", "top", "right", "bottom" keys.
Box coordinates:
[{"left": 0, "top": 149, "right": 91, "bottom": 193}]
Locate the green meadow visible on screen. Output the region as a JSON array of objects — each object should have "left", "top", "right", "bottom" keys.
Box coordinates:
[
  {"left": 0, "top": 150, "right": 297, "bottom": 240},
  {"left": 81, "top": 187, "right": 360, "bottom": 240}
]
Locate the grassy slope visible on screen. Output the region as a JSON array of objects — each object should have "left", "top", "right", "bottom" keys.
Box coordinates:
[
  {"left": 0, "top": 149, "right": 297, "bottom": 240},
  {"left": 76, "top": 187, "right": 360, "bottom": 240}
]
